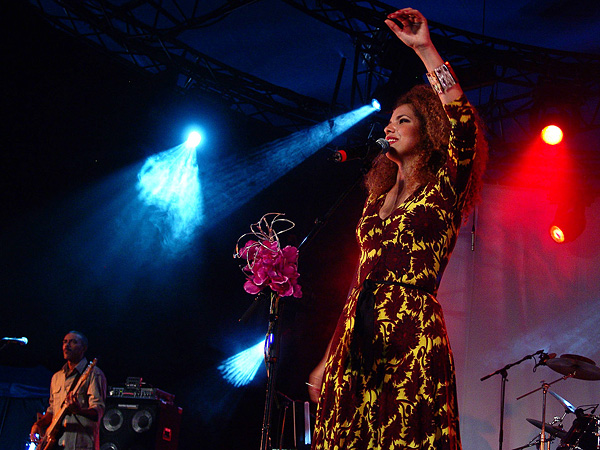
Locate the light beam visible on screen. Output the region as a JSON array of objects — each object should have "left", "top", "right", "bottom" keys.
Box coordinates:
[
  {"left": 202, "top": 103, "right": 379, "bottom": 224},
  {"left": 218, "top": 339, "right": 265, "bottom": 387},
  {"left": 137, "top": 143, "right": 203, "bottom": 248},
  {"left": 136, "top": 102, "right": 378, "bottom": 248}
]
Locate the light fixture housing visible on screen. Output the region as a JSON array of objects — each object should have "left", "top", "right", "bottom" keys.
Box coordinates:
[{"left": 549, "top": 202, "right": 586, "bottom": 243}]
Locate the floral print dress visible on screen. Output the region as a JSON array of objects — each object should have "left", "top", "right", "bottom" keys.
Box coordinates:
[{"left": 312, "top": 95, "right": 479, "bottom": 450}]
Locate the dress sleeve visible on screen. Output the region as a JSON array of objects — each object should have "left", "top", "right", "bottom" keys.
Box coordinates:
[{"left": 442, "top": 95, "right": 479, "bottom": 197}]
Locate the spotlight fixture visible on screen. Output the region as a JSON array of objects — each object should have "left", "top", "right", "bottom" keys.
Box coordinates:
[
  {"left": 185, "top": 131, "right": 202, "bottom": 149},
  {"left": 541, "top": 125, "right": 563, "bottom": 145},
  {"left": 371, "top": 99, "right": 382, "bottom": 111},
  {"left": 549, "top": 202, "right": 586, "bottom": 243}
]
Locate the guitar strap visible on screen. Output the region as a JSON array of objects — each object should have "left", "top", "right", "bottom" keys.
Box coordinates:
[
  {"left": 65, "top": 363, "right": 97, "bottom": 444},
  {"left": 53, "top": 364, "right": 86, "bottom": 444},
  {"left": 66, "top": 367, "right": 84, "bottom": 395}
]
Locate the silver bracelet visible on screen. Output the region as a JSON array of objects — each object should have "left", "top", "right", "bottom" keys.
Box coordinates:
[{"left": 426, "top": 62, "right": 458, "bottom": 94}]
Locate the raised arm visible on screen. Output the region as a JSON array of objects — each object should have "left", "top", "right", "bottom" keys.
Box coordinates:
[{"left": 385, "top": 8, "right": 463, "bottom": 105}]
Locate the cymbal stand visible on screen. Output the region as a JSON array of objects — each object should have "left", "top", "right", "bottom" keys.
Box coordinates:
[
  {"left": 517, "top": 375, "right": 574, "bottom": 450},
  {"left": 481, "top": 350, "right": 546, "bottom": 450},
  {"left": 512, "top": 434, "right": 556, "bottom": 450},
  {"left": 540, "top": 383, "right": 550, "bottom": 450}
]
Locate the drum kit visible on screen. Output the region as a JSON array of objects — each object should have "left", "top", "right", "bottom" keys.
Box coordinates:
[{"left": 515, "top": 354, "right": 600, "bottom": 450}]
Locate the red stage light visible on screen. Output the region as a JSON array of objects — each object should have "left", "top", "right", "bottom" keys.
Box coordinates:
[
  {"left": 549, "top": 225, "right": 566, "bottom": 243},
  {"left": 541, "top": 125, "right": 563, "bottom": 145},
  {"left": 549, "top": 203, "right": 585, "bottom": 243}
]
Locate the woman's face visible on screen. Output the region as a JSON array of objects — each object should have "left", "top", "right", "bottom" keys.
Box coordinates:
[{"left": 384, "top": 103, "right": 422, "bottom": 164}]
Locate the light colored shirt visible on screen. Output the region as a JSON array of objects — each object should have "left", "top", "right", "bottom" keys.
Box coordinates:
[{"left": 46, "top": 358, "right": 107, "bottom": 450}]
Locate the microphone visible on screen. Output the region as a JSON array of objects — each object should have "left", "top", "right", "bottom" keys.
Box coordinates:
[
  {"left": 330, "top": 138, "right": 390, "bottom": 162},
  {"left": 1, "top": 337, "right": 28, "bottom": 345},
  {"left": 534, "top": 351, "right": 556, "bottom": 369}
]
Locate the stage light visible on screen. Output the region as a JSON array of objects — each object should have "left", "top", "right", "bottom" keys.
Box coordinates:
[
  {"left": 549, "top": 202, "right": 586, "bottom": 243},
  {"left": 549, "top": 225, "right": 566, "bottom": 244},
  {"left": 541, "top": 125, "right": 563, "bottom": 145},
  {"left": 218, "top": 339, "right": 265, "bottom": 387},
  {"left": 198, "top": 102, "right": 380, "bottom": 224},
  {"left": 186, "top": 131, "right": 202, "bottom": 148},
  {"left": 371, "top": 99, "right": 382, "bottom": 111},
  {"left": 137, "top": 139, "right": 204, "bottom": 248}
]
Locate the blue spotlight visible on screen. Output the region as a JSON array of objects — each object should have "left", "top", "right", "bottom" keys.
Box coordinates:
[
  {"left": 218, "top": 339, "right": 265, "bottom": 387},
  {"left": 186, "top": 131, "right": 202, "bottom": 149},
  {"left": 200, "top": 102, "right": 379, "bottom": 224},
  {"left": 137, "top": 141, "right": 204, "bottom": 248},
  {"left": 371, "top": 98, "right": 382, "bottom": 111}
]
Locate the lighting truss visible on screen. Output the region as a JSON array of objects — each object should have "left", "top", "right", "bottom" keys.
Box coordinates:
[
  {"left": 282, "top": 0, "right": 600, "bottom": 139},
  {"left": 282, "top": 0, "right": 600, "bottom": 187},
  {"left": 29, "top": 0, "right": 332, "bottom": 132},
  {"left": 27, "top": 0, "right": 600, "bottom": 168}
]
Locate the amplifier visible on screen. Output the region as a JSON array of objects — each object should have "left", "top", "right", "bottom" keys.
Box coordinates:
[
  {"left": 108, "top": 383, "right": 175, "bottom": 404},
  {"left": 100, "top": 397, "right": 182, "bottom": 450}
]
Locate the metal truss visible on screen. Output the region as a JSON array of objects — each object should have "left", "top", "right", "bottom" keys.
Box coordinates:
[
  {"left": 281, "top": 0, "right": 600, "bottom": 188},
  {"left": 283, "top": 0, "right": 600, "bottom": 141},
  {"left": 29, "top": 0, "right": 332, "bottom": 132},
  {"left": 28, "top": 0, "right": 600, "bottom": 144}
]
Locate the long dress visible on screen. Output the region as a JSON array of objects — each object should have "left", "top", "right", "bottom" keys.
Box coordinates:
[{"left": 312, "top": 95, "right": 479, "bottom": 450}]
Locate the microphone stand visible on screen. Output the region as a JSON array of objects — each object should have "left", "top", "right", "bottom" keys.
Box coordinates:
[
  {"left": 260, "top": 291, "right": 284, "bottom": 450},
  {"left": 239, "top": 156, "right": 370, "bottom": 323},
  {"left": 300, "top": 122, "right": 380, "bottom": 251},
  {"left": 480, "top": 350, "right": 545, "bottom": 450},
  {"left": 253, "top": 154, "right": 375, "bottom": 450},
  {"left": 298, "top": 170, "right": 365, "bottom": 251}
]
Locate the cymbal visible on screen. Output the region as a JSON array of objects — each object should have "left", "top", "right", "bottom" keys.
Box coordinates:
[
  {"left": 546, "top": 354, "right": 600, "bottom": 380},
  {"left": 526, "top": 418, "right": 568, "bottom": 439},
  {"left": 549, "top": 390, "right": 576, "bottom": 413}
]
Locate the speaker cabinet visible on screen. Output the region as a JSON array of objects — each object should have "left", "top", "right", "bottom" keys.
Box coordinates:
[{"left": 100, "top": 397, "right": 181, "bottom": 450}]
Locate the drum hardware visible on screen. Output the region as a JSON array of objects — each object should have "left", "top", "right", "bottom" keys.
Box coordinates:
[
  {"left": 518, "top": 354, "right": 600, "bottom": 450},
  {"left": 549, "top": 390, "right": 577, "bottom": 414},
  {"left": 546, "top": 355, "right": 600, "bottom": 381},
  {"left": 526, "top": 418, "right": 568, "bottom": 440},
  {"left": 512, "top": 432, "right": 560, "bottom": 450},
  {"left": 517, "top": 376, "right": 575, "bottom": 450},
  {"left": 556, "top": 413, "right": 600, "bottom": 450},
  {"left": 577, "top": 405, "right": 599, "bottom": 416}
]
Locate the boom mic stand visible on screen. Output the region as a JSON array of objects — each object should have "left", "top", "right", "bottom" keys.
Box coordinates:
[
  {"left": 480, "top": 350, "right": 548, "bottom": 450},
  {"left": 251, "top": 154, "right": 374, "bottom": 450}
]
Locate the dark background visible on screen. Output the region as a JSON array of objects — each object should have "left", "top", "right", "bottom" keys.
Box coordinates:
[{"left": 0, "top": 2, "right": 370, "bottom": 448}]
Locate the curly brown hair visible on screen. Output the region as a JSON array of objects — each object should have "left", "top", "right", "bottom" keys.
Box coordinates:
[{"left": 364, "top": 84, "right": 487, "bottom": 218}]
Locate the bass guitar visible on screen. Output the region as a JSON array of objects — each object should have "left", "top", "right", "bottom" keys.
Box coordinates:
[{"left": 33, "top": 358, "right": 98, "bottom": 450}]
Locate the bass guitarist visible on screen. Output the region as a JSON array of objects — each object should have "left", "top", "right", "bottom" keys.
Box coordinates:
[{"left": 30, "top": 331, "right": 106, "bottom": 450}]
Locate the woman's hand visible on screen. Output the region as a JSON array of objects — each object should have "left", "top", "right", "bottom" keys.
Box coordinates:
[
  {"left": 384, "top": 8, "right": 433, "bottom": 51},
  {"left": 385, "top": 7, "right": 462, "bottom": 103}
]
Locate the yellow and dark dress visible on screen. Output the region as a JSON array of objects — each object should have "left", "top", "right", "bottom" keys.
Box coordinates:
[{"left": 312, "top": 95, "right": 479, "bottom": 450}]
